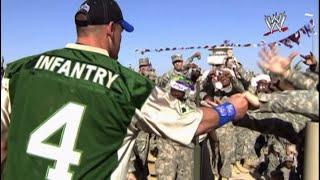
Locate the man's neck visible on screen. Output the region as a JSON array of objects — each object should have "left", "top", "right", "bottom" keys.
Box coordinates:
[{"left": 76, "top": 37, "right": 107, "bottom": 50}]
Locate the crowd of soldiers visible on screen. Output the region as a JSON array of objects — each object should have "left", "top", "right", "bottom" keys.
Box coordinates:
[
  {"left": 126, "top": 46, "right": 319, "bottom": 180},
  {"left": 1, "top": 47, "right": 317, "bottom": 180}
]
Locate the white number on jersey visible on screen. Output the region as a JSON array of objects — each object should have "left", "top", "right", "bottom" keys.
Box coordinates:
[{"left": 26, "top": 102, "right": 85, "bottom": 180}]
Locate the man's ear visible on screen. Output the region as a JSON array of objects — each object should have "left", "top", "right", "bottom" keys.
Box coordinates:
[{"left": 106, "top": 21, "right": 115, "bottom": 37}]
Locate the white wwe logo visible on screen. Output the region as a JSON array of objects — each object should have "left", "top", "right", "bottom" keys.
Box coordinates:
[
  {"left": 265, "top": 12, "right": 287, "bottom": 34},
  {"left": 80, "top": 3, "right": 90, "bottom": 12}
]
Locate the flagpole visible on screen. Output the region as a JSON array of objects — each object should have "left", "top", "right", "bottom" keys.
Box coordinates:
[
  {"left": 303, "top": 8, "right": 318, "bottom": 180},
  {"left": 316, "top": 0, "right": 319, "bottom": 57},
  {"left": 304, "top": 13, "right": 315, "bottom": 53}
]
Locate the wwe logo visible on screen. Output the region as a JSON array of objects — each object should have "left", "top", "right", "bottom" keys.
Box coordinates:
[{"left": 264, "top": 12, "right": 288, "bottom": 36}]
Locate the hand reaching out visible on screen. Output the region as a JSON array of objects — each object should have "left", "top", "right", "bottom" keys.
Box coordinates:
[
  {"left": 300, "top": 52, "right": 317, "bottom": 66},
  {"left": 258, "top": 46, "right": 298, "bottom": 77}
]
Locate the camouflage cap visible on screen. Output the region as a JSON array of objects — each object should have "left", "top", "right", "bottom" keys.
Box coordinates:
[
  {"left": 171, "top": 54, "right": 183, "bottom": 63},
  {"left": 139, "top": 57, "right": 150, "bottom": 66}
]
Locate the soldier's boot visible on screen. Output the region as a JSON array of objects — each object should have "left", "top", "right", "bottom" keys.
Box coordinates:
[{"left": 235, "top": 161, "right": 250, "bottom": 173}]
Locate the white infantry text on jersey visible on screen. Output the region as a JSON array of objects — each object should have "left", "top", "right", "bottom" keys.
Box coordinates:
[{"left": 34, "top": 55, "right": 119, "bottom": 89}]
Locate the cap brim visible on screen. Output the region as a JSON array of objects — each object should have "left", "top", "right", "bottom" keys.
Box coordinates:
[
  {"left": 173, "top": 59, "right": 183, "bottom": 63},
  {"left": 170, "top": 81, "right": 189, "bottom": 92},
  {"left": 119, "top": 19, "right": 134, "bottom": 32}
]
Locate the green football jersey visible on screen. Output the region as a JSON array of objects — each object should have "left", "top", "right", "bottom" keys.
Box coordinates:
[{"left": 2, "top": 44, "right": 154, "bottom": 179}]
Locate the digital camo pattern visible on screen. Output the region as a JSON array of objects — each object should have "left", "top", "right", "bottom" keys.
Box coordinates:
[
  {"left": 286, "top": 70, "right": 318, "bottom": 90},
  {"left": 258, "top": 90, "right": 319, "bottom": 120},
  {"left": 155, "top": 137, "right": 194, "bottom": 180}
]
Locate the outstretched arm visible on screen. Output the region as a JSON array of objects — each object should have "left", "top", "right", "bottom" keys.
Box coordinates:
[
  {"left": 258, "top": 46, "right": 317, "bottom": 90},
  {"left": 195, "top": 93, "right": 248, "bottom": 135}
]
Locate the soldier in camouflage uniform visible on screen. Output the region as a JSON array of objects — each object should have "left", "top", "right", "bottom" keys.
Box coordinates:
[
  {"left": 157, "top": 54, "right": 186, "bottom": 90},
  {"left": 198, "top": 50, "right": 253, "bottom": 179},
  {"left": 221, "top": 47, "right": 318, "bottom": 180},
  {"left": 224, "top": 47, "right": 255, "bottom": 90},
  {"left": 127, "top": 57, "right": 159, "bottom": 180},
  {"left": 237, "top": 72, "right": 313, "bottom": 179},
  {"left": 237, "top": 109, "right": 311, "bottom": 179},
  {"left": 155, "top": 76, "right": 196, "bottom": 180},
  {"left": 138, "top": 57, "right": 158, "bottom": 83},
  {"left": 137, "top": 54, "right": 201, "bottom": 180},
  {"left": 201, "top": 69, "right": 246, "bottom": 179},
  {"left": 157, "top": 52, "right": 201, "bottom": 88},
  {"left": 258, "top": 46, "right": 319, "bottom": 120}
]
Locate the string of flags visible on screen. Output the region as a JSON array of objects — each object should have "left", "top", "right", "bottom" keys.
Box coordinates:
[{"left": 135, "top": 20, "right": 315, "bottom": 55}]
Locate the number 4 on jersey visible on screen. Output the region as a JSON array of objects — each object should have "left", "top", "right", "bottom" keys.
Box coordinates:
[{"left": 27, "top": 102, "right": 86, "bottom": 180}]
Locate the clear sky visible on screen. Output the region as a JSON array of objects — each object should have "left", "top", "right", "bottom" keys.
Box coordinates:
[{"left": 1, "top": 0, "right": 318, "bottom": 75}]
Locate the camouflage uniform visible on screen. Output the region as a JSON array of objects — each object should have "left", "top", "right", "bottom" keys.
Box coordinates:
[
  {"left": 127, "top": 57, "right": 159, "bottom": 179},
  {"left": 157, "top": 54, "right": 185, "bottom": 90},
  {"left": 208, "top": 87, "right": 243, "bottom": 178},
  {"left": 234, "top": 126, "right": 260, "bottom": 164},
  {"left": 204, "top": 86, "right": 235, "bottom": 178},
  {"left": 199, "top": 68, "right": 245, "bottom": 102},
  {"left": 235, "top": 109, "right": 311, "bottom": 179},
  {"left": 127, "top": 131, "right": 150, "bottom": 179},
  {"left": 198, "top": 66, "right": 247, "bottom": 178},
  {"left": 265, "top": 135, "right": 286, "bottom": 178},
  {"left": 155, "top": 137, "right": 194, "bottom": 180},
  {"left": 137, "top": 57, "right": 158, "bottom": 83},
  {"left": 258, "top": 90, "right": 319, "bottom": 120},
  {"left": 244, "top": 110, "right": 311, "bottom": 135},
  {"left": 154, "top": 76, "right": 197, "bottom": 180},
  {"left": 285, "top": 70, "right": 318, "bottom": 90},
  {"left": 215, "top": 123, "right": 236, "bottom": 178},
  {"left": 257, "top": 68, "right": 319, "bottom": 120},
  {"left": 234, "top": 61, "right": 255, "bottom": 89}
]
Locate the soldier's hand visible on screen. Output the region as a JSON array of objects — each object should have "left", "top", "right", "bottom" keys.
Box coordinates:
[
  {"left": 201, "top": 100, "right": 213, "bottom": 108},
  {"left": 187, "top": 63, "right": 197, "bottom": 69},
  {"left": 201, "top": 96, "right": 217, "bottom": 107},
  {"left": 300, "top": 52, "right": 316, "bottom": 66},
  {"left": 242, "top": 91, "right": 260, "bottom": 108},
  {"left": 258, "top": 46, "right": 298, "bottom": 77},
  {"left": 190, "top": 51, "right": 201, "bottom": 59},
  {"left": 214, "top": 99, "right": 222, "bottom": 105},
  {"left": 227, "top": 93, "right": 248, "bottom": 120}
]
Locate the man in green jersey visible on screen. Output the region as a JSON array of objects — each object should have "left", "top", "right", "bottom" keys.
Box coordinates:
[{"left": 1, "top": 0, "right": 248, "bottom": 179}]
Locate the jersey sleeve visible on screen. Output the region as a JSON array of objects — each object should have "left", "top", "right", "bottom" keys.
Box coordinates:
[
  {"left": 1, "top": 56, "right": 37, "bottom": 132},
  {"left": 133, "top": 86, "right": 203, "bottom": 145}
]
